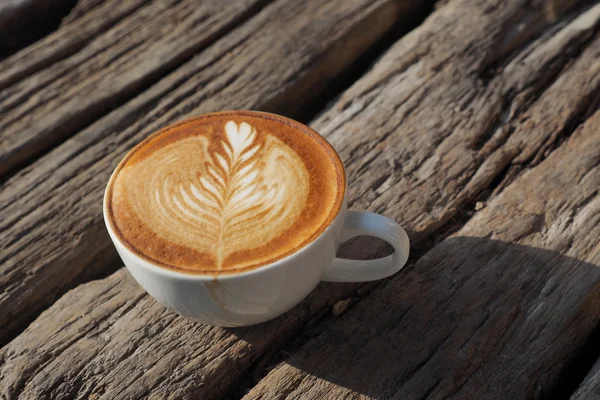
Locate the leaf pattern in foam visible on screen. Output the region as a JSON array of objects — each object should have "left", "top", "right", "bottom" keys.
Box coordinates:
[{"left": 123, "top": 121, "right": 310, "bottom": 270}]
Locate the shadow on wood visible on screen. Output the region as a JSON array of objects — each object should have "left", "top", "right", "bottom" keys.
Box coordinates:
[
  {"left": 239, "top": 237, "right": 600, "bottom": 399},
  {"left": 0, "top": 0, "right": 78, "bottom": 57}
]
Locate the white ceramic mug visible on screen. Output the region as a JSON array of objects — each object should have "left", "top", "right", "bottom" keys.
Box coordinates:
[{"left": 104, "top": 164, "right": 410, "bottom": 328}]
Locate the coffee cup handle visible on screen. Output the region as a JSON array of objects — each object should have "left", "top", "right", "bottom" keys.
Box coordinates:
[{"left": 322, "top": 211, "right": 410, "bottom": 282}]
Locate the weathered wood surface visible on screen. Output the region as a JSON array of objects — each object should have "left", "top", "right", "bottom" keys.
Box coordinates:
[
  {"left": 0, "top": 0, "right": 273, "bottom": 176},
  {"left": 315, "top": 0, "right": 600, "bottom": 237},
  {"left": 61, "top": 0, "right": 115, "bottom": 24},
  {"left": 0, "top": 268, "right": 363, "bottom": 399},
  {"left": 2, "top": 0, "right": 598, "bottom": 398},
  {"left": 0, "top": 0, "right": 149, "bottom": 92},
  {"left": 245, "top": 114, "right": 600, "bottom": 400},
  {"left": 0, "top": 0, "right": 426, "bottom": 346}
]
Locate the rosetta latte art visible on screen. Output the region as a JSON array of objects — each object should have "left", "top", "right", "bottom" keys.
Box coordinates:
[{"left": 121, "top": 121, "right": 310, "bottom": 270}]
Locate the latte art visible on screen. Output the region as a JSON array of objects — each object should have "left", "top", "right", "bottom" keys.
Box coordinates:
[
  {"left": 106, "top": 111, "right": 344, "bottom": 275},
  {"left": 126, "top": 122, "right": 309, "bottom": 269}
]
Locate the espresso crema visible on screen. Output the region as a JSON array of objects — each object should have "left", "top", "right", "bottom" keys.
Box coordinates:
[{"left": 105, "top": 111, "right": 345, "bottom": 275}]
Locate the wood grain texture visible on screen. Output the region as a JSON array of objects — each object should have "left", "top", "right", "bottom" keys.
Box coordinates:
[
  {"left": 314, "top": 0, "right": 600, "bottom": 239},
  {"left": 244, "top": 107, "right": 600, "bottom": 400},
  {"left": 2, "top": 0, "right": 598, "bottom": 398},
  {"left": 0, "top": 0, "right": 149, "bottom": 91},
  {"left": 0, "top": 0, "right": 274, "bottom": 176},
  {"left": 61, "top": 0, "right": 115, "bottom": 24},
  {"left": 0, "top": 268, "right": 363, "bottom": 399},
  {"left": 0, "top": 0, "right": 425, "bottom": 346}
]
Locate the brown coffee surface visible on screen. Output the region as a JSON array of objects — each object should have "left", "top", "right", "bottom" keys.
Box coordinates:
[{"left": 106, "top": 111, "right": 345, "bottom": 275}]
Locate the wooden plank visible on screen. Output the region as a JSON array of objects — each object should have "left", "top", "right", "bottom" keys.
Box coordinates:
[
  {"left": 316, "top": 0, "right": 600, "bottom": 237},
  {"left": 243, "top": 53, "right": 600, "bottom": 400},
  {"left": 0, "top": 0, "right": 428, "bottom": 346},
  {"left": 0, "top": 269, "right": 363, "bottom": 399},
  {"left": 0, "top": 0, "right": 271, "bottom": 176},
  {"left": 2, "top": 0, "right": 598, "bottom": 398},
  {"left": 0, "top": 0, "right": 149, "bottom": 90}
]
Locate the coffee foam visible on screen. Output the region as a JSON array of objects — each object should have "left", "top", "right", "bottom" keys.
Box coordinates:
[{"left": 106, "top": 111, "right": 345, "bottom": 275}]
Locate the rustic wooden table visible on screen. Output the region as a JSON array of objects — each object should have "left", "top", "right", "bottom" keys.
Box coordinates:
[{"left": 1, "top": 0, "right": 600, "bottom": 398}]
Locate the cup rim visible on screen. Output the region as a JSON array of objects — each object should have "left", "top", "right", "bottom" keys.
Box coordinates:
[{"left": 103, "top": 110, "right": 347, "bottom": 281}]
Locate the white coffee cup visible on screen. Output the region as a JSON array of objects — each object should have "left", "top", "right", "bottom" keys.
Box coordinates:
[{"left": 104, "top": 164, "right": 409, "bottom": 327}]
